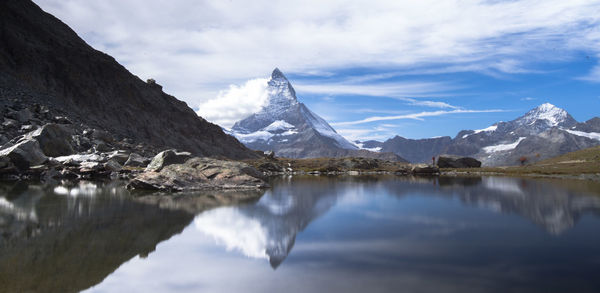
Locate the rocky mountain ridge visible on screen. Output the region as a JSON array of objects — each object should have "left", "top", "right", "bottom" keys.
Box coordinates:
[{"left": 363, "top": 103, "right": 600, "bottom": 166}]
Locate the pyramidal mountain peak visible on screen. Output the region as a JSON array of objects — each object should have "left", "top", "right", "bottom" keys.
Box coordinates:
[{"left": 230, "top": 68, "right": 404, "bottom": 161}]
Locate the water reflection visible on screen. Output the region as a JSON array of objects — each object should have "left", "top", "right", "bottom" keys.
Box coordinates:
[
  {"left": 192, "top": 176, "right": 600, "bottom": 271},
  {"left": 195, "top": 176, "right": 343, "bottom": 268},
  {"left": 0, "top": 181, "right": 260, "bottom": 293},
  {"left": 1, "top": 176, "right": 600, "bottom": 293}
]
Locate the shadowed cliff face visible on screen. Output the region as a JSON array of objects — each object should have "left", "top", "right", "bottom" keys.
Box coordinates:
[
  {"left": 0, "top": 181, "right": 263, "bottom": 293},
  {"left": 0, "top": 0, "right": 257, "bottom": 159}
]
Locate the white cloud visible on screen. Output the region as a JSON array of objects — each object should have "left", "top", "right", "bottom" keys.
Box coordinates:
[
  {"left": 33, "top": 0, "right": 600, "bottom": 110},
  {"left": 332, "top": 109, "right": 506, "bottom": 126},
  {"left": 336, "top": 125, "right": 399, "bottom": 141},
  {"left": 196, "top": 78, "right": 270, "bottom": 127},
  {"left": 521, "top": 97, "right": 537, "bottom": 101}
]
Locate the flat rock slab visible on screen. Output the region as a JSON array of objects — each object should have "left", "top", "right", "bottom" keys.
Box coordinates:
[{"left": 127, "top": 157, "right": 269, "bottom": 192}]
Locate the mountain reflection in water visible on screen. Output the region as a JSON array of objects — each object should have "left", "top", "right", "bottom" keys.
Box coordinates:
[{"left": 1, "top": 176, "right": 600, "bottom": 293}]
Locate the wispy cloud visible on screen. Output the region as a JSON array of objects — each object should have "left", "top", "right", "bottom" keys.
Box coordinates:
[
  {"left": 332, "top": 109, "right": 507, "bottom": 126},
  {"left": 294, "top": 82, "right": 455, "bottom": 98},
  {"left": 294, "top": 82, "right": 462, "bottom": 109},
  {"left": 35, "top": 0, "right": 600, "bottom": 108},
  {"left": 521, "top": 97, "right": 537, "bottom": 101}
]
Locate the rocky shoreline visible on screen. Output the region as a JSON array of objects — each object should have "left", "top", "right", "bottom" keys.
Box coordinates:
[{"left": 0, "top": 98, "right": 271, "bottom": 191}]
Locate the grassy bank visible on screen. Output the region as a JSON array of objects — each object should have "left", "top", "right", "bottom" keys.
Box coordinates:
[{"left": 443, "top": 146, "right": 600, "bottom": 177}]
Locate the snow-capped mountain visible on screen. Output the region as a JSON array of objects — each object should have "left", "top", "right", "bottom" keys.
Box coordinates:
[
  {"left": 374, "top": 103, "right": 600, "bottom": 166},
  {"left": 230, "top": 69, "right": 404, "bottom": 161}
]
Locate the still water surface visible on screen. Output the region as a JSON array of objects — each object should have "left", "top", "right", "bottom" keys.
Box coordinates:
[{"left": 1, "top": 175, "right": 600, "bottom": 292}]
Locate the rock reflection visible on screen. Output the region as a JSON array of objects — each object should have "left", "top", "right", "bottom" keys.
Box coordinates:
[
  {"left": 0, "top": 181, "right": 261, "bottom": 293},
  {"left": 397, "top": 176, "right": 600, "bottom": 235}
]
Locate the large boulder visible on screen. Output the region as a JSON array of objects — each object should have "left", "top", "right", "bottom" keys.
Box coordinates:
[
  {"left": 0, "top": 139, "right": 48, "bottom": 170},
  {"left": 437, "top": 155, "right": 482, "bottom": 168},
  {"left": 145, "top": 149, "right": 192, "bottom": 172},
  {"left": 128, "top": 157, "right": 269, "bottom": 192},
  {"left": 24, "top": 123, "right": 74, "bottom": 157},
  {"left": 411, "top": 164, "right": 440, "bottom": 175},
  {"left": 12, "top": 108, "right": 33, "bottom": 123}
]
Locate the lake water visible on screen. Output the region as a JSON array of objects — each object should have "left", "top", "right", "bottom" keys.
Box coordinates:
[{"left": 1, "top": 175, "right": 600, "bottom": 293}]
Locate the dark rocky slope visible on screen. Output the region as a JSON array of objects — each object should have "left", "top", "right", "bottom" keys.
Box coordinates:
[{"left": 0, "top": 0, "right": 256, "bottom": 159}]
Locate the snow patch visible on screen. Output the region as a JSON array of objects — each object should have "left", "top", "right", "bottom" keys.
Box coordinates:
[
  {"left": 234, "top": 131, "right": 274, "bottom": 143},
  {"left": 231, "top": 120, "right": 299, "bottom": 143},
  {"left": 564, "top": 129, "right": 600, "bottom": 141},
  {"left": 263, "top": 120, "right": 294, "bottom": 131},
  {"left": 462, "top": 125, "right": 497, "bottom": 138},
  {"left": 483, "top": 137, "right": 526, "bottom": 153},
  {"left": 363, "top": 147, "right": 382, "bottom": 152}
]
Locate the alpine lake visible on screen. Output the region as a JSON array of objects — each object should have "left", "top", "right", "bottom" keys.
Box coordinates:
[{"left": 1, "top": 175, "right": 600, "bottom": 293}]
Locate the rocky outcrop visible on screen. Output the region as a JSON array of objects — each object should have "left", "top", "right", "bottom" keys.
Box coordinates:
[
  {"left": 127, "top": 158, "right": 269, "bottom": 192},
  {"left": 0, "top": 139, "right": 47, "bottom": 171},
  {"left": 411, "top": 164, "right": 440, "bottom": 175},
  {"left": 23, "top": 123, "right": 74, "bottom": 157},
  {"left": 437, "top": 155, "right": 482, "bottom": 168},
  {"left": 0, "top": 0, "right": 258, "bottom": 160},
  {"left": 145, "top": 149, "right": 192, "bottom": 172}
]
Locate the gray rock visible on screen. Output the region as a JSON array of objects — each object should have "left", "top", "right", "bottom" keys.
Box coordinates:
[
  {"left": 0, "top": 134, "right": 7, "bottom": 146},
  {"left": 92, "top": 129, "right": 113, "bottom": 142},
  {"left": 52, "top": 116, "right": 72, "bottom": 124},
  {"left": 103, "top": 159, "right": 122, "bottom": 172},
  {"left": 79, "top": 161, "right": 102, "bottom": 172},
  {"left": 20, "top": 124, "right": 35, "bottom": 131},
  {"left": 145, "top": 149, "right": 192, "bottom": 172},
  {"left": 128, "top": 157, "right": 268, "bottom": 192},
  {"left": 0, "top": 139, "right": 48, "bottom": 170},
  {"left": 95, "top": 141, "right": 112, "bottom": 152},
  {"left": 411, "top": 164, "right": 439, "bottom": 175},
  {"left": 54, "top": 153, "right": 105, "bottom": 166},
  {"left": 2, "top": 118, "right": 19, "bottom": 129},
  {"left": 108, "top": 150, "right": 130, "bottom": 164},
  {"left": 437, "top": 155, "right": 482, "bottom": 168},
  {"left": 124, "top": 152, "right": 146, "bottom": 167},
  {"left": 257, "top": 161, "right": 283, "bottom": 172},
  {"left": 13, "top": 108, "right": 33, "bottom": 123},
  {"left": 23, "top": 123, "right": 74, "bottom": 157}
]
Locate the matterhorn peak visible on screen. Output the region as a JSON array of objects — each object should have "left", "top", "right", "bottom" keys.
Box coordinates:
[{"left": 271, "top": 67, "right": 287, "bottom": 80}]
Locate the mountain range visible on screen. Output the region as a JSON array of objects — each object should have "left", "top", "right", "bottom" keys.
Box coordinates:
[
  {"left": 229, "top": 69, "right": 404, "bottom": 161},
  {"left": 360, "top": 103, "right": 600, "bottom": 166}
]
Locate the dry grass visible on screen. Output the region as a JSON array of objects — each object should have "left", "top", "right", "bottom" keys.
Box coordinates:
[{"left": 445, "top": 145, "right": 600, "bottom": 175}]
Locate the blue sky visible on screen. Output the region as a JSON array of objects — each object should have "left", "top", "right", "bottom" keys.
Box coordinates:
[{"left": 35, "top": 0, "right": 600, "bottom": 141}]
